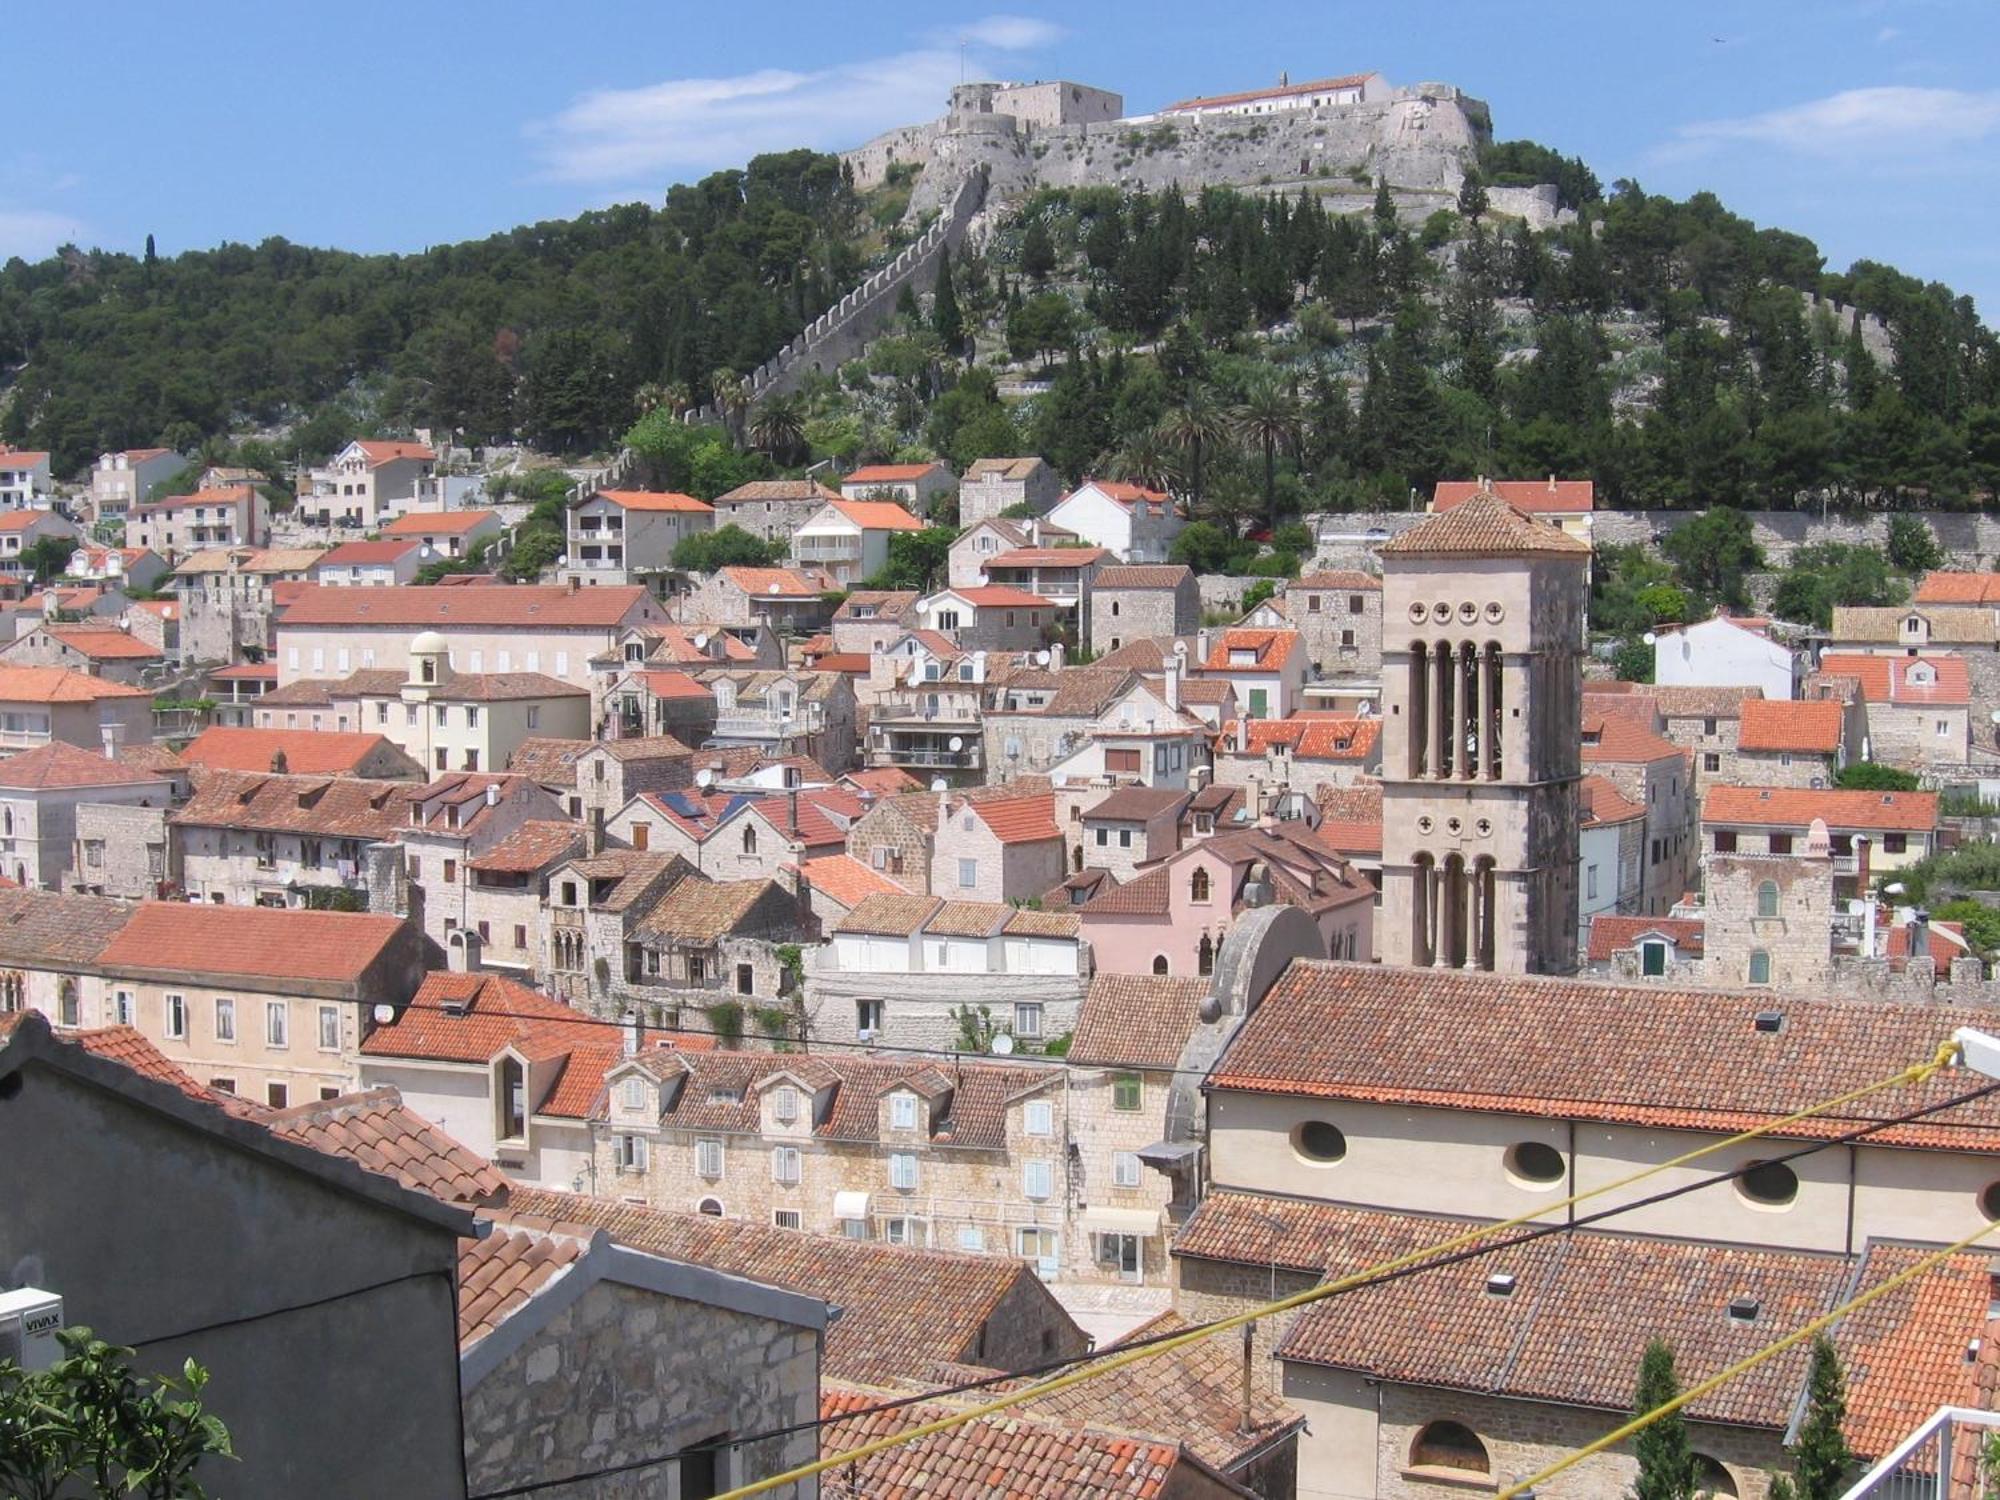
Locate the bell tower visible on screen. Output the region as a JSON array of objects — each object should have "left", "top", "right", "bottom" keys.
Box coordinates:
[{"left": 1377, "top": 495, "right": 1589, "bottom": 974}]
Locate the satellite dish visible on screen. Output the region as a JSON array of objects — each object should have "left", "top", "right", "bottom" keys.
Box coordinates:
[
  {"left": 696, "top": 768, "right": 714, "bottom": 789},
  {"left": 1357, "top": 699, "right": 1374, "bottom": 717},
  {"left": 768, "top": 582, "right": 782, "bottom": 595},
  {"left": 418, "top": 543, "right": 435, "bottom": 561},
  {"left": 693, "top": 632, "right": 709, "bottom": 650},
  {"left": 372, "top": 1003, "right": 395, "bottom": 1024},
  {"left": 1052, "top": 772, "right": 1068, "bottom": 787},
  {"left": 930, "top": 777, "right": 949, "bottom": 792},
  {"left": 948, "top": 735, "right": 964, "bottom": 751},
  {"left": 1034, "top": 649, "right": 1051, "bottom": 666},
  {"left": 1641, "top": 631, "right": 1657, "bottom": 646},
  {"left": 990, "top": 1034, "right": 1016, "bottom": 1056}
]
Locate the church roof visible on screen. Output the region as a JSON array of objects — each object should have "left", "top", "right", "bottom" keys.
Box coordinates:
[{"left": 1378, "top": 493, "right": 1590, "bottom": 558}]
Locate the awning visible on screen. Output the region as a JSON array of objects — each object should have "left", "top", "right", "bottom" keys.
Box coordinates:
[
  {"left": 1079, "top": 1206, "right": 1163, "bottom": 1237},
  {"left": 1137, "top": 1140, "right": 1201, "bottom": 1171},
  {"left": 833, "top": 1191, "right": 870, "bottom": 1221}
]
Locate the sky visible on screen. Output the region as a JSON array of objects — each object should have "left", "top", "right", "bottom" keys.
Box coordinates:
[{"left": 5, "top": 1, "right": 1998, "bottom": 319}]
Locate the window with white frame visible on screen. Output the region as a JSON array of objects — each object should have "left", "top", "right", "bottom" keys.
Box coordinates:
[
  {"left": 317, "top": 1005, "right": 340, "bottom": 1051},
  {"left": 164, "top": 993, "right": 186, "bottom": 1040},
  {"left": 772, "top": 1085, "right": 799, "bottom": 1124},
  {"left": 114, "top": 990, "right": 134, "bottom": 1026},
  {"left": 772, "top": 1146, "right": 801, "bottom": 1184},
  {"left": 890, "top": 1092, "right": 918, "bottom": 1130},
  {"left": 884, "top": 1216, "right": 925, "bottom": 1246},
  {"left": 1023, "top": 1159, "right": 1054, "bottom": 1199},
  {"left": 1113, "top": 1151, "right": 1143, "bottom": 1187},
  {"left": 621, "top": 1077, "right": 647, "bottom": 1110},
  {"left": 958, "top": 858, "right": 978, "bottom": 889},
  {"left": 957, "top": 1224, "right": 986, "bottom": 1253},
  {"left": 266, "top": 1001, "right": 289, "bottom": 1048},
  {"left": 696, "top": 1138, "right": 725, "bottom": 1179},
  {"left": 773, "top": 1210, "right": 802, "bottom": 1230},
  {"left": 1024, "top": 1099, "right": 1053, "bottom": 1136},
  {"left": 614, "top": 1134, "right": 648, "bottom": 1172},
  {"left": 1014, "top": 1003, "right": 1043, "bottom": 1039},
  {"left": 889, "top": 1153, "right": 919, "bottom": 1190}
]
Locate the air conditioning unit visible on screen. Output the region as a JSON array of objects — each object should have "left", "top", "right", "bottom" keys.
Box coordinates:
[{"left": 0, "top": 1287, "right": 64, "bottom": 1372}]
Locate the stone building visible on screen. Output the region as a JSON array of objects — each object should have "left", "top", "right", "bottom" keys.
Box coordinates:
[
  {"left": 1727, "top": 697, "right": 1852, "bottom": 788},
  {"left": 958, "top": 456, "right": 1061, "bottom": 526},
  {"left": 710, "top": 477, "right": 844, "bottom": 542},
  {"left": 1211, "top": 715, "right": 1383, "bottom": 800},
  {"left": 171, "top": 770, "right": 408, "bottom": 908},
  {"left": 560, "top": 487, "right": 715, "bottom": 588},
  {"left": 72, "top": 801, "right": 177, "bottom": 898},
  {"left": 1077, "top": 785, "right": 1189, "bottom": 881},
  {"left": 1088, "top": 564, "right": 1200, "bottom": 655},
  {"left": 805, "top": 891, "right": 1087, "bottom": 1052},
  {"left": 0, "top": 622, "right": 163, "bottom": 684},
  {"left": 622, "top": 875, "right": 808, "bottom": 1025},
  {"left": 1700, "top": 786, "right": 1937, "bottom": 903},
  {"left": 598, "top": 666, "right": 718, "bottom": 744},
  {"left": 0, "top": 741, "right": 174, "bottom": 891},
  {"left": 402, "top": 773, "right": 568, "bottom": 956},
  {"left": 0, "top": 666, "right": 154, "bottom": 759},
  {"left": 1702, "top": 846, "right": 1835, "bottom": 993},
  {"left": 1818, "top": 652, "right": 1971, "bottom": 768},
  {"left": 839, "top": 461, "right": 956, "bottom": 516},
  {"left": 1377, "top": 495, "right": 1588, "bottom": 974},
  {"left": 542, "top": 848, "right": 688, "bottom": 1015},
  {"left": 695, "top": 666, "right": 858, "bottom": 771},
  {"left": 829, "top": 590, "right": 919, "bottom": 655},
  {"left": 459, "top": 819, "right": 582, "bottom": 981},
  {"left": 1579, "top": 706, "right": 1695, "bottom": 919},
  {"left": 171, "top": 546, "right": 324, "bottom": 665},
  {"left": 609, "top": 785, "right": 854, "bottom": 880},
  {"left": 930, "top": 788, "right": 1066, "bottom": 903},
  {"left": 1287, "top": 570, "right": 1383, "bottom": 682}
]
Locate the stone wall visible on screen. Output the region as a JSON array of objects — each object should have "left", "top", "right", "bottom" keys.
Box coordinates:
[
  {"left": 460, "top": 1278, "right": 818, "bottom": 1500},
  {"left": 71, "top": 802, "right": 172, "bottom": 897},
  {"left": 1591, "top": 508, "right": 2000, "bottom": 570},
  {"left": 1172, "top": 1253, "right": 1322, "bottom": 1376},
  {"left": 1703, "top": 852, "right": 1834, "bottom": 992},
  {"left": 1090, "top": 581, "right": 1197, "bottom": 654},
  {"left": 803, "top": 962, "right": 1088, "bottom": 1053}
]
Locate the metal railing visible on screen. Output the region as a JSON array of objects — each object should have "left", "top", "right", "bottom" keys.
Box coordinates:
[{"left": 1839, "top": 1406, "right": 2000, "bottom": 1500}]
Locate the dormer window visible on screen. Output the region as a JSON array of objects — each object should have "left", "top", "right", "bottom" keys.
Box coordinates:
[
  {"left": 890, "top": 1093, "right": 918, "bottom": 1130},
  {"left": 1909, "top": 664, "right": 1934, "bottom": 685},
  {"left": 772, "top": 1085, "right": 799, "bottom": 1124},
  {"left": 497, "top": 1056, "right": 526, "bottom": 1141},
  {"left": 1905, "top": 616, "right": 1922, "bottom": 633},
  {"left": 620, "top": 1077, "right": 647, "bottom": 1111},
  {"left": 1229, "top": 649, "right": 1256, "bottom": 666}
]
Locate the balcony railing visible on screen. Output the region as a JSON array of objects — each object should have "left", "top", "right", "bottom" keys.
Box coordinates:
[
  {"left": 869, "top": 746, "right": 980, "bottom": 769},
  {"left": 1837, "top": 1405, "right": 1999, "bottom": 1500},
  {"left": 714, "top": 709, "right": 817, "bottom": 738}
]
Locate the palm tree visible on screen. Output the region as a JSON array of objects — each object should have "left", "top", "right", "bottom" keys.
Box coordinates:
[
  {"left": 749, "top": 394, "right": 808, "bottom": 464},
  {"left": 1233, "top": 374, "right": 1302, "bottom": 534},
  {"left": 710, "top": 368, "right": 750, "bottom": 448},
  {"left": 1108, "top": 427, "right": 1183, "bottom": 496},
  {"left": 662, "top": 381, "right": 694, "bottom": 418},
  {"left": 633, "top": 382, "right": 670, "bottom": 416},
  {"left": 1158, "top": 388, "right": 1229, "bottom": 512}
]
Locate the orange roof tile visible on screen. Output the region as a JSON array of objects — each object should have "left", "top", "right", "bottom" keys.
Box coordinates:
[
  {"left": 179, "top": 726, "right": 404, "bottom": 776},
  {"left": 1580, "top": 709, "right": 1685, "bottom": 765},
  {"left": 315, "top": 539, "right": 423, "bottom": 566},
  {"left": 1432, "top": 478, "right": 1595, "bottom": 514},
  {"left": 380, "top": 510, "right": 498, "bottom": 535},
  {"left": 1166, "top": 70, "right": 1378, "bottom": 110},
  {"left": 1914, "top": 572, "right": 2000, "bottom": 605},
  {"left": 846, "top": 463, "right": 945, "bottom": 483},
  {"left": 1586, "top": 913, "right": 1705, "bottom": 962},
  {"left": 268, "top": 1086, "right": 509, "bottom": 1204},
  {"left": 97, "top": 902, "right": 415, "bottom": 987},
  {"left": 593, "top": 489, "right": 713, "bottom": 513},
  {"left": 1738, "top": 698, "right": 1846, "bottom": 753},
  {"left": 829, "top": 498, "right": 925, "bottom": 531},
  {"left": 721, "top": 567, "right": 826, "bottom": 598},
  {"left": 1094, "top": 565, "right": 1193, "bottom": 590},
  {"left": 1381, "top": 492, "right": 1590, "bottom": 556},
  {"left": 797, "top": 854, "right": 909, "bottom": 907},
  {"left": 456, "top": 1214, "right": 590, "bottom": 1347},
  {"left": 0, "top": 666, "right": 151, "bottom": 702},
  {"left": 276, "top": 582, "right": 654, "bottom": 627},
  {"left": 1579, "top": 773, "right": 1645, "bottom": 827},
  {"left": 1202, "top": 629, "right": 1304, "bottom": 672},
  {"left": 945, "top": 584, "right": 1056, "bottom": 608},
  {"left": 1220, "top": 715, "right": 1379, "bottom": 761},
  {"left": 968, "top": 792, "right": 1062, "bottom": 844},
  {"left": 1834, "top": 1245, "right": 1995, "bottom": 1458},
  {"left": 0, "top": 740, "right": 166, "bottom": 790},
  {"left": 353, "top": 439, "right": 435, "bottom": 466},
  {"left": 1075, "top": 479, "right": 1171, "bottom": 506},
  {"left": 1702, "top": 784, "right": 1937, "bottom": 833},
  {"left": 1818, "top": 653, "right": 1971, "bottom": 707}
]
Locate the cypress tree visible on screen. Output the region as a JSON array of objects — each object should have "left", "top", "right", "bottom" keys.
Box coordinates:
[
  {"left": 1773, "top": 1336, "right": 1853, "bottom": 1500},
  {"left": 1631, "top": 1340, "right": 1695, "bottom": 1500},
  {"left": 931, "top": 255, "right": 964, "bottom": 356}
]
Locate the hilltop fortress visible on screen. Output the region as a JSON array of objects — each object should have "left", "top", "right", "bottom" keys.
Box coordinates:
[{"left": 843, "top": 70, "right": 1564, "bottom": 228}]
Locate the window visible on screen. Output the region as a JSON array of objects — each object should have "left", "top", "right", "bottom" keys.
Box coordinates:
[
  {"left": 210, "top": 1078, "right": 236, "bottom": 1095},
  {"left": 1022, "top": 1159, "right": 1054, "bottom": 1199},
  {"left": 1738, "top": 1159, "right": 1799, "bottom": 1206},
  {"left": 1769, "top": 833, "right": 1793, "bottom": 855},
  {"left": 957, "top": 1224, "right": 986, "bottom": 1252},
  {"left": 1151, "top": 954, "right": 1170, "bottom": 975},
  {"left": 1293, "top": 1120, "right": 1347, "bottom": 1163},
  {"left": 1341, "top": 629, "right": 1356, "bottom": 648},
  {"left": 114, "top": 990, "right": 134, "bottom": 1025},
  {"left": 1748, "top": 949, "right": 1772, "bottom": 986},
  {"left": 443, "top": 858, "right": 457, "bottom": 884},
  {"left": 613, "top": 1134, "right": 648, "bottom": 1172},
  {"left": 57, "top": 982, "right": 78, "bottom": 1028},
  {"left": 958, "top": 858, "right": 978, "bottom": 889},
  {"left": 1756, "top": 881, "right": 1780, "bottom": 918},
  {"left": 265, "top": 1002, "right": 289, "bottom": 1048},
  {"left": 1112, "top": 1151, "right": 1142, "bottom": 1187},
  {"left": 164, "top": 993, "right": 187, "bottom": 1040},
  {"left": 1703, "top": 752, "right": 1720, "bottom": 773},
  {"left": 890, "top": 1093, "right": 918, "bottom": 1130},
  {"left": 773, "top": 1210, "right": 801, "bottom": 1230},
  {"left": 1197, "top": 933, "right": 1215, "bottom": 977},
  {"left": 1586, "top": 864, "right": 1600, "bottom": 901},
  {"left": 676, "top": 1436, "right": 725, "bottom": 1500},
  {"left": 772, "top": 1086, "right": 800, "bottom": 1124},
  {"left": 857, "top": 999, "right": 884, "bottom": 1037},
  {"left": 1112, "top": 1074, "right": 1142, "bottom": 1112},
  {"left": 1024, "top": 1099, "right": 1053, "bottom": 1136},
  {"left": 317, "top": 1005, "right": 340, "bottom": 1051},
  {"left": 1017, "top": 1226, "right": 1058, "bottom": 1263},
  {"left": 889, "top": 1153, "right": 919, "bottom": 1190},
  {"left": 1506, "top": 1141, "right": 1566, "bottom": 1185},
  {"left": 736, "top": 962, "right": 754, "bottom": 996},
  {"left": 266, "top": 1082, "right": 289, "bottom": 1109},
  {"left": 1105, "top": 748, "right": 1141, "bottom": 774},
  {"left": 771, "top": 1146, "right": 801, "bottom": 1184},
  {"left": 884, "top": 1216, "right": 925, "bottom": 1246},
  {"left": 1014, "top": 1002, "right": 1044, "bottom": 1038},
  {"left": 741, "top": 824, "right": 757, "bottom": 855},
  {"left": 619, "top": 1077, "right": 647, "bottom": 1111},
  {"left": 696, "top": 1138, "right": 724, "bottom": 1179},
  {"left": 498, "top": 1056, "right": 526, "bottom": 1139},
  {"left": 1117, "top": 828, "right": 1133, "bottom": 849},
  {"left": 1410, "top": 1421, "right": 1489, "bottom": 1476},
  {"left": 1713, "top": 830, "right": 1737, "bottom": 853}
]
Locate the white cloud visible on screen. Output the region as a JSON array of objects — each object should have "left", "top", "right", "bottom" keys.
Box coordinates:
[
  {"left": 0, "top": 208, "right": 86, "bottom": 261},
  {"left": 528, "top": 47, "right": 967, "bottom": 186},
  {"left": 1669, "top": 86, "right": 2000, "bottom": 159},
  {"left": 937, "top": 15, "right": 1064, "bottom": 51},
  {"left": 1876, "top": 25, "right": 1901, "bottom": 42}
]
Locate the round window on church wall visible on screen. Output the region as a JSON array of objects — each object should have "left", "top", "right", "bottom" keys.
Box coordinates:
[
  {"left": 1980, "top": 1182, "right": 2000, "bottom": 1222},
  {"left": 1292, "top": 1121, "right": 1348, "bottom": 1164},
  {"left": 1737, "top": 1160, "right": 1799, "bottom": 1208},
  {"left": 1505, "top": 1141, "right": 1565, "bottom": 1186}
]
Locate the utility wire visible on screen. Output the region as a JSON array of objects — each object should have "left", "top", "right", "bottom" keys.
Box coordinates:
[{"left": 462, "top": 1042, "right": 1977, "bottom": 1500}]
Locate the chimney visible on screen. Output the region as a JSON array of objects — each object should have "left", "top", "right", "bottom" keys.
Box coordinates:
[
  {"left": 588, "top": 807, "right": 605, "bottom": 856},
  {"left": 270, "top": 748, "right": 289, "bottom": 775},
  {"left": 1235, "top": 716, "right": 1250, "bottom": 754},
  {"left": 1197, "top": 627, "right": 1211, "bottom": 663},
  {"left": 484, "top": 781, "right": 500, "bottom": 808},
  {"left": 1247, "top": 776, "right": 1265, "bottom": 824},
  {"left": 99, "top": 720, "right": 124, "bottom": 762},
  {"left": 1547, "top": 474, "right": 1558, "bottom": 493},
  {"left": 1048, "top": 641, "right": 1064, "bottom": 671},
  {"left": 622, "top": 1008, "right": 643, "bottom": 1057},
  {"left": 1164, "top": 653, "right": 1180, "bottom": 712},
  {"left": 1028, "top": 518, "right": 1040, "bottom": 547},
  {"left": 1910, "top": 908, "right": 1931, "bottom": 966},
  {"left": 1856, "top": 830, "right": 1872, "bottom": 899},
  {"left": 788, "top": 786, "right": 800, "bottom": 838}
]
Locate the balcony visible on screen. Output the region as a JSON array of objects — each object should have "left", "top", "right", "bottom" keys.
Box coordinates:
[
  {"left": 714, "top": 708, "right": 819, "bottom": 740},
  {"left": 869, "top": 744, "right": 981, "bottom": 770}
]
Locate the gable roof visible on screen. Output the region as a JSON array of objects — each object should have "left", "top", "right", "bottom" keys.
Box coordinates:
[
  {"left": 276, "top": 583, "right": 654, "bottom": 627},
  {"left": 795, "top": 854, "right": 909, "bottom": 908},
  {"left": 1432, "top": 478, "right": 1595, "bottom": 514},
  {"left": 714, "top": 479, "right": 843, "bottom": 504},
  {"left": 1818, "top": 653, "right": 1972, "bottom": 707},
  {"left": 1579, "top": 709, "right": 1685, "bottom": 766},
  {"left": 1738, "top": 698, "right": 1847, "bottom": 753},
  {"left": 1209, "top": 961, "right": 2000, "bottom": 1150},
  {"left": 846, "top": 463, "right": 945, "bottom": 484},
  {"left": 1578, "top": 773, "right": 1645, "bottom": 829},
  {"left": 965, "top": 792, "right": 1062, "bottom": 844},
  {"left": 0, "top": 666, "right": 151, "bottom": 703},
  {"left": 590, "top": 489, "right": 712, "bottom": 513},
  {"left": 1702, "top": 785, "right": 1937, "bottom": 833},
  {"left": 170, "top": 770, "right": 410, "bottom": 839},
  {"left": 380, "top": 509, "right": 498, "bottom": 536},
  {"left": 1166, "top": 70, "right": 1379, "bottom": 110},
  {"left": 0, "top": 887, "right": 134, "bottom": 967},
  {"left": 40, "top": 626, "right": 161, "bottom": 660},
  {"left": 179, "top": 726, "right": 406, "bottom": 776},
  {"left": 1219, "top": 716, "right": 1379, "bottom": 761},
  {"left": 1914, "top": 572, "right": 2000, "bottom": 605},
  {"left": 1094, "top": 564, "right": 1193, "bottom": 590},
  {"left": 1586, "top": 913, "right": 1706, "bottom": 962},
  {"left": 1380, "top": 492, "right": 1590, "bottom": 557},
  {"left": 0, "top": 740, "right": 166, "bottom": 790},
  {"left": 1201, "top": 629, "right": 1302, "bottom": 672},
  {"left": 352, "top": 440, "right": 435, "bottom": 466},
  {"left": 316, "top": 539, "right": 424, "bottom": 566},
  {"left": 98, "top": 903, "right": 417, "bottom": 988},
  {"left": 829, "top": 498, "right": 925, "bottom": 531},
  {"left": 720, "top": 566, "right": 827, "bottom": 598},
  {"left": 1294, "top": 570, "right": 1382, "bottom": 591},
  {"left": 1068, "top": 974, "right": 1211, "bottom": 1070},
  {"left": 267, "top": 1086, "right": 509, "bottom": 1204},
  {"left": 1069, "top": 479, "right": 1171, "bottom": 507}
]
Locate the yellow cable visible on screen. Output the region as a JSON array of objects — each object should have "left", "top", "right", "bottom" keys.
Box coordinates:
[
  {"left": 713, "top": 1038, "right": 1965, "bottom": 1499},
  {"left": 1496, "top": 1214, "right": 2000, "bottom": 1499}
]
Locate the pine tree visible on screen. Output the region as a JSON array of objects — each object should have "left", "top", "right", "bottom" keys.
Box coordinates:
[
  {"left": 1373, "top": 180, "right": 1397, "bottom": 232},
  {"left": 931, "top": 255, "right": 964, "bottom": 356},
  {"left": 1020, "top": 219, "right": 1057, "bottom": 282},
  {"left": 1773, "top": 1336, "right": 1853, "bottom": 1500},
  {"left": 1631, "top": 1340, "right": 1696, "bottom": 1500},
  {"left": 1457, "top": 171, "right": 1489, "bottom": 222}
]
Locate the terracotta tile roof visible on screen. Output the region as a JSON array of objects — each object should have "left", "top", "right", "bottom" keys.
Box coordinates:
[
  {"left": 1068, "top": 974, "right": 1210, "bottom": 1070},
  {"left": 267, "top": 1086, "right": 509, "bottom": 1204},
  {"left": 179, "top": 726, "right": 405, "bottom": 776},
  {"left": 1831, "top": 605, "right": 2000, "bottom": 647},
  {"left": 1580, "top": 709, "right": 1684, "bottom": 765},
  {"left": 633, "top": 876, "right": 793, "bottom": 943},
  {"left": 722, "top": 566, "right": 828, "bottom": 598},
  {"left": 818, "top": 1388, "right": 1207, "bottom": 1498},
  {"left": 1432, "top": 478, "right": 1595, "bottom": 514},
  {"left": 715, "top": 479, "right": 842, "bottom": 504},
  {"left": 1572, "top": 776, "right": 1641, "bottom": 831},
  {"left": 1819, "top": 653, "right": 1971, "bottom": 707},
  {"left": 130, "top": 484, "right": 255, "bottom": 517},
  {"left": 1202, "top": 629, "right": 1303, "bottom": 671},
  {"left": 1738, "top": 698, "right": 1847, "bottom": 753},
  {"left": 1220, "top": 716, "right": 1379, "bottom": 761},
  {"left": 1380, "top": 492, "right": 1590, "bottom": 556},
  {"left": 360, "top": 971, "right": 599, "bottom": 1064},
  {"left": 170, "top": 770, "right": 410, "bottom": 839},
  {"left": 0, "top": 512, "right": 64, "bottom": 533},
  {"left": 1294, "top": 571, "right": 1381, "bottom": 591},
  {"left": 841, "top": 766, "right": 922, "bottom": 797},
  {"left": 944, "top": 584, "right": 1056, "bottom": 608},
  {"left": 592, "top": 488, "right": 713, "bottom": 513},
  {"left": 456, "top": 1213, "right": 591, "bottom": 1348},
  {"left": 1085, "top": 787, "right": 1190, "bottom": 823},
  {"left": 1702, "top": 784, "right": 1937, "bottom": 833},
  {"left": 964, "top": 456, "right": 1047, "bottom": 480},
  {"left": 0, "top": 446, "right": 50, "bottom": 466},
  {"left": 1079, "top": 864, "right": 1171, "bottom": 916},
  {"left": 1247, "top": 1195, "right": 1842, "bottom": 1429},
  {"left": 1586, "top": 913, "right": 1706, "bottom": 962},
  {"left": 1074, "top": 479, "right": 1171, "bottom": 507},
  {"left": 381, "top": 510, "right": 497, "bottom": 535},
  {"left": 1915, "top": 572, "right": 2000, "bottom": 605},
  {"left": 353, "top": 439, "right": 435, "bottom": 466},
  {"left": 796, "top": 854, "right": 908, "bottom": 907},
  {"left": 0, "top": 740, "right": 166, "bottom": 789},
  {"left": 173, "top": 546, "right": 326, "bottom": 576},
  {"left": 1833, "top": 1245, "right": 1996, "bottom": 1459},
  {"left": 1209, "top": 962, "right": 2000, "bottom": 1150},
  {"left": 828, "top": 499, "right": 925, "bottom": 531},
  {"left": 550, "top": 848, "right": 689, "bottom": 913},
  {"left": 276, "top": 582, "right": 654, "bottom": 627},
  {"left": 846, "top": 464, "right": 944, "bottom": 483},
  {"left": 41, "top": 626, "right": 160, "bottom": 660},
  {"left": 1166, "top": 70, "right": 1378, "bottom": 110},
  {"left": 98, "top": 902, "right": 415, "bottom": 988},
  {"left": 833, "top": 590, "right": 918, "bottom": 620},
  {"left": 1092, "top": 565, "right": 1193, "bottom": 591},
  {"left": 505, "top": 736, "right": 590, "bottom": 787},
  {"left": 835, "top": 891, "right": 946, "bottom": 935},
  {"left": 315, "top": 539, "right": 423, "bottom": 566},
  {"left": 1885, "top": 919, "right": 1970, "bottom": 968},
  {"left": 0, "top": 666, "right": 151, "bottom": 702},
  {"left": 989, "top": 546, "right": 1109, "bottom": 569},
  {"left": 465, "top": 819, "right": 582, "bottom": 874},
  {"left": 1315, "top": 782, "right": 1382, "bottom": 825},
  {"left": 1625, "top": 683, "right": 1764, "bottom": 718},
  {"left": 0, "top": 1017, "right": 261, "bottom": 1118},
  {"left": 506, "top": 1187, "right": 1071, "bottom": 1385},
  {"left": 968, "top": 792, "right": 1061, "bottom": 844}
]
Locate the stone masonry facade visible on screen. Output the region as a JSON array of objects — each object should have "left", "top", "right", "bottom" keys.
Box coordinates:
[{"left": 1089, "top": 578, "right": 1199, "bottom": 655}]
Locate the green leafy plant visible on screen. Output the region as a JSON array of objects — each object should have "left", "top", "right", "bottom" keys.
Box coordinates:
[
  {"left": 706, "top": 1001, "right": 745, "bottom": 1048},
  {"left": 1833, "top": 762, "right": 1919, "bottom": 792},
  {"left": 1631, "top": 1339, "right": 1696, "bottom": 1500},
  {"left": 951, "top": 1003, "right": 1001, "bottom": 1054}
]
